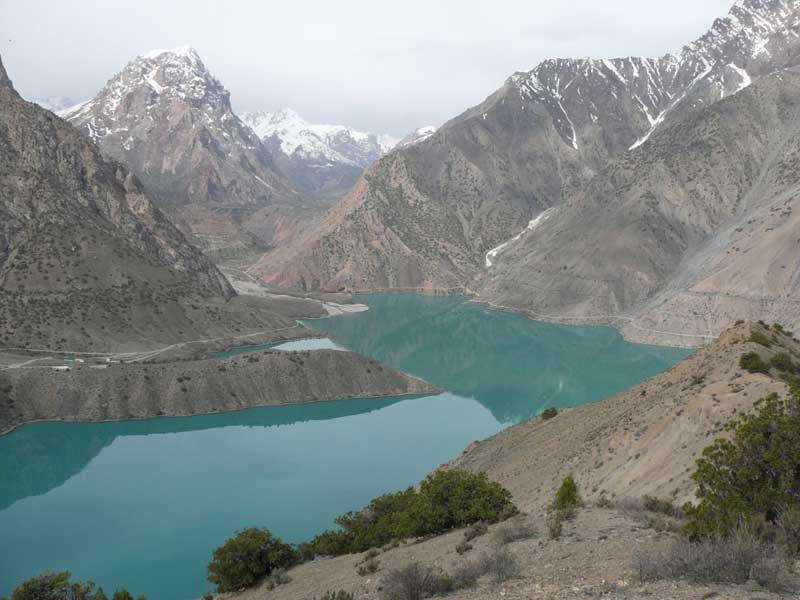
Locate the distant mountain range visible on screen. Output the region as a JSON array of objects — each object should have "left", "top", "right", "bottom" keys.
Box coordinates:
[
  {"left": 241, "top": 109, "right": 397, "bottom": 200},
  {"left": 252, "top": 0, "right": 800, "bottom": 345}
]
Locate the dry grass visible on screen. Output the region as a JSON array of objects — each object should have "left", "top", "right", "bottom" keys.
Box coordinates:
[{"left": 636, "top": 524, "right": 798, "bottom": 593}]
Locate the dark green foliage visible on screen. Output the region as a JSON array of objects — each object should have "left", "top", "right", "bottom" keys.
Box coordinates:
[
  {"left": 552, "top": 475, "right": 583, "bottom": 512},
  {"left": 311, "top": 471, "right": 516, "bottom": 556},
  {"left": 6, "top": 572, "right": 141, "bottom": 600},
  {"left": 739, "top": 352, "right": 769, "bottom": 374},
  {"left": 540, "top": 407, "right": 558, "bottom": 420},
  {"left": 207, "top": 527, "right": 296, "bottom": 592},
  {"left": 407, "top": 470, "right": 516, "bottom": 536},
  {"left": 685, "top": 388, "right": 800, "bottom": 540}
]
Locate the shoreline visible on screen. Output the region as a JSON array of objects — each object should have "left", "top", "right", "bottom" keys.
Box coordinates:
[
  {"left": 332, "top": 286, "right": 713, "bottom": 349},
  {"left": 0, "top": 388, "right": 441, "bottom": 438}
]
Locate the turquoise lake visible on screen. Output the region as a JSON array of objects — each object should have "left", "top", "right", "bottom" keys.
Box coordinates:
[{"left": 0, "top": 294, "right": 691, "bottom": 599}]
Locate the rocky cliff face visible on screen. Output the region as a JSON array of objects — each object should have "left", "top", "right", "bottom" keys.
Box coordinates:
[
  {"left": 478, "top": 69, "right": 800, "bottom": 345},
  {"left": 0, "top": 54, "right": 314, "bottom": 352},
  {"left": 255, "top": 0, "right": 800, "bottom": 342},
  {"left": 241, "top": 109, "right": 396, "bottom": 201},
  {"left": 63, "top": 48, "right": 317, "bottom": 257}
]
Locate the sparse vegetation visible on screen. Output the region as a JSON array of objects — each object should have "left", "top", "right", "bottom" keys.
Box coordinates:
[
  {"left": 380, "top": 563, "right": 452, "bottom": 600},
  {"left": 637, "top": 523, "right": 796, "bottom": 593},
  {"left": 316, "top": 592, "right": 354, "bottom": 600},
  {"left": 264, "top": 568, "right": 291, "bottom": 590},
  {"left": 355, "top": 553, "right": 380, "bottom": 577},
  {"left": 463, "top": 520, "right": 488, "bottom": 542},
  {"left": 492, "top": 515, "right": 537, "bottom": 545},
  {"left": 616, "top": 496, "right": 684, "bottom": 533},
  {"left": 311, "top": 470, "right": 516, "bottom": 556},
  {"left": 546, "top": 511, "right": 565, "bottom": 539},
  {"left": 207, "top": 527, "right": 296, "bottom": 592}
]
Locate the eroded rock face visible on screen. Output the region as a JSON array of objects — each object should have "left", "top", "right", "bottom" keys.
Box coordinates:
[
  {"left": 63, "top": 47, "right": 318, "bottom": 257},
  {"left": 256, "top": 1, "right": 800, "bottom": 342}
]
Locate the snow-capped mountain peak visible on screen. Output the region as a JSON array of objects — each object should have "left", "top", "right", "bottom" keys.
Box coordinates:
[{"left": 241, "top": 109, "right": 396, "bottom": 169}]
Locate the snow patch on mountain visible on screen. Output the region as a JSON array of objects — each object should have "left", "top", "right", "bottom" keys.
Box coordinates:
[
  {"left": 486, "top": 207, "right": 557, "bottom": 268},
  {"left": 395, "top": 126, "right": 437, "bottom": 148}
]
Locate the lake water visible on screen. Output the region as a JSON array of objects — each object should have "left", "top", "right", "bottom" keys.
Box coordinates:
[{"left": 0, "top": 294, "right": 690, "bottom": 599}]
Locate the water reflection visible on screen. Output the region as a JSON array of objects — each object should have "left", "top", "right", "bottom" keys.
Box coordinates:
[{"left": 307, "top": 294, "right": 690, "bottom": 423}]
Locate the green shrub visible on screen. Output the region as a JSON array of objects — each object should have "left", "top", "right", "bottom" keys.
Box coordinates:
[
  {"left": 207, "top": 528, "right": 296, "bottom": 592},
  {"left": 553, "top": 475, "right": 583, "bottom": 512},
  {"left": 4, "top": 572, "right": 142, "bottom": 600},
  {"left": 749, "top": 329, "right": 773, "bottom": 348},
  {"left": 770, "top": 352, "right": 798, "bottom": 373},
  {"left": 685, "top": 388, "right": 800, "bottom": 540},
  {"left": 540, "top": 407, "right": 558, "bottom": 420},
  {"left": 311, "top": 471, "right": 516, "bottom": 556},
  {"left": 407, "top": 470, "right": 516, "bottom": 536},
  {"left": 739, "top": 352, "right": 769, "bottom": 374}
]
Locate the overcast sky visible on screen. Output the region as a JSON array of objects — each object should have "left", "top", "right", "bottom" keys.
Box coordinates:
[{"left": 1, "top": 0, "right": 734, "bottom": 136}]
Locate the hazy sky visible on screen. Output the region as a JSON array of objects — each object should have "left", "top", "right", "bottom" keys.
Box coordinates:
[{"left": 1, "top": 0, "right": 734, "bottom": 136}]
